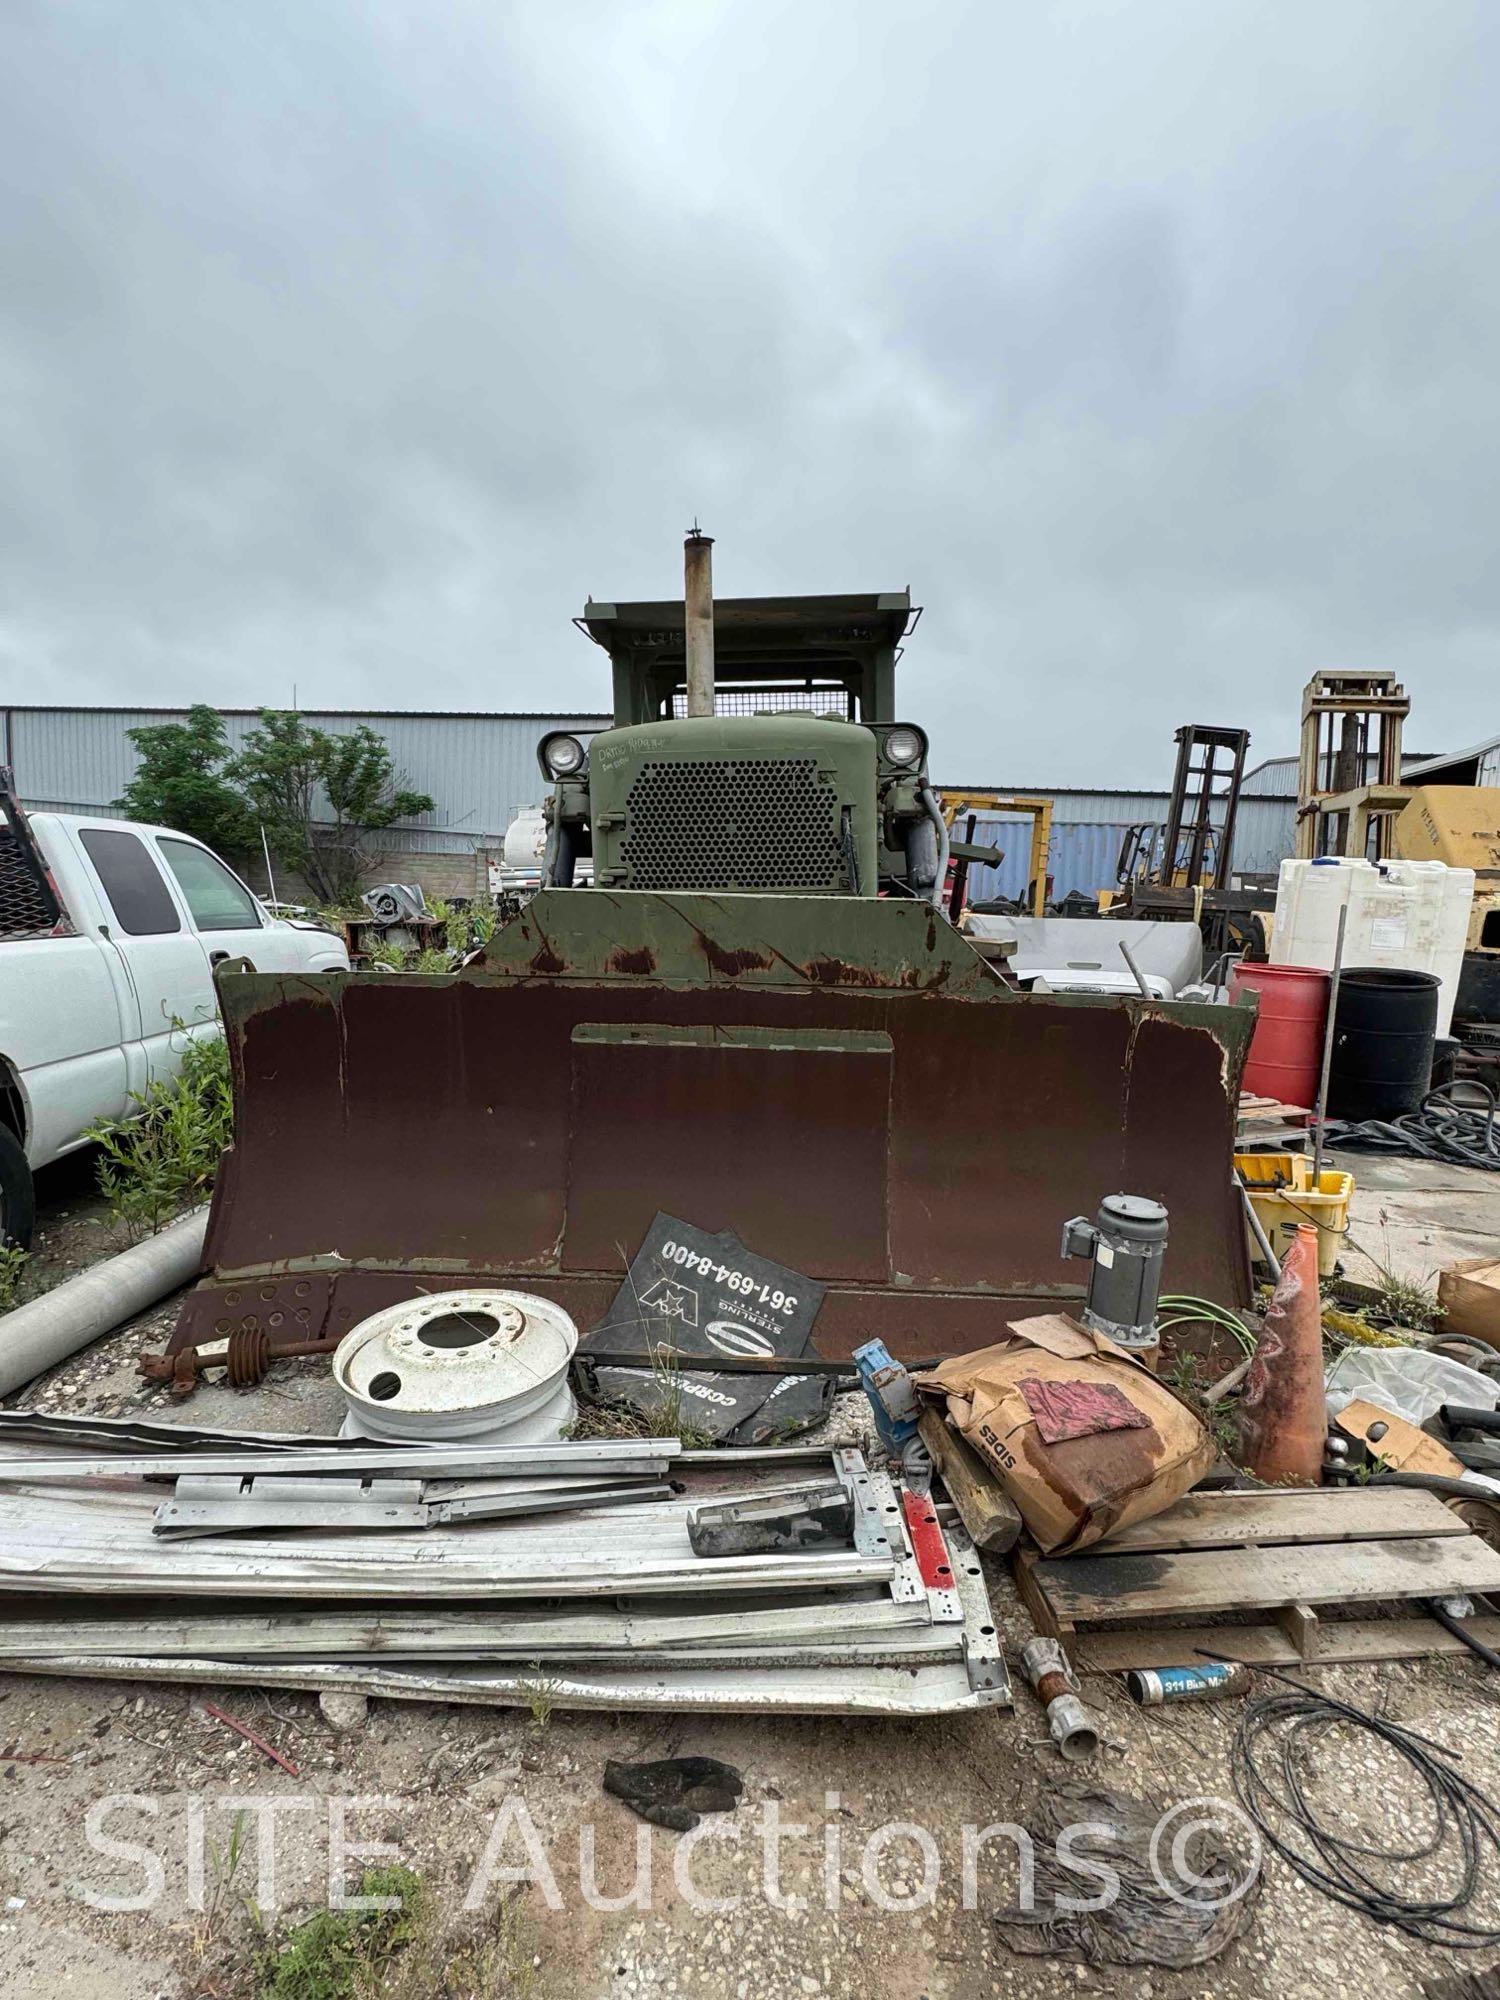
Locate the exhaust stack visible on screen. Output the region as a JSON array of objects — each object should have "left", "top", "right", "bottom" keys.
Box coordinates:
[{"left": 684, "top": 526, "right": 715, "bottom": 718}]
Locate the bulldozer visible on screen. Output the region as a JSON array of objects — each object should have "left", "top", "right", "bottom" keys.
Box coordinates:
[{"left": 168, "top": 533, "right": 1255, "bottom": 1368}]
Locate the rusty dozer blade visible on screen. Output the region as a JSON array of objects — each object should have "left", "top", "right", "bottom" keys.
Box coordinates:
[{"left": 172, "top": 893, "right": 1254, "bottom": 1364}]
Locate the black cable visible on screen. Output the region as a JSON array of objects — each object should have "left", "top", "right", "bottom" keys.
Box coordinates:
[
  {"left": 1429, "top": 1600, "right": 1500, "bottom": 1673},
  {"left": 1206, "top": 1655, "right": 1500, "bottom": 1946},
  {"left": 1367, "top": 1470, "right": 1492, "bottom": 1503},
  {"left": 1321, "top": 1085, "right": 1500, "bottom": 1171}
]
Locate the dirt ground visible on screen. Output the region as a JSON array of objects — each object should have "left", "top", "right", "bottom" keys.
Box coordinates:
[{"left": 2, "top": 1146, "right": 1498, "bottom": 1999}]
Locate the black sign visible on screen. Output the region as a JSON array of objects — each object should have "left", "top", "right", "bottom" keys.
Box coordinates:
[{"left": 581, "top": 1214, "right": 829, "bottom": 1443}]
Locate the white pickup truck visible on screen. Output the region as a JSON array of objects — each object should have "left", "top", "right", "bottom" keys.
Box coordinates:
[{"left": 0, "top": 783, "right": 348, "bottom": 1247}]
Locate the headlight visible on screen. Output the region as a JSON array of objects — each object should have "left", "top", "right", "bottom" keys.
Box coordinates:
[
  {"left": 542, "top": 733, "right": 585, "bottom": 778},
  {"left": 884, "top": 726, "right": 924, "bottom": 769}
]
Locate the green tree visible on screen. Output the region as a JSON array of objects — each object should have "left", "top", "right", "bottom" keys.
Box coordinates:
[
  {"left": 232, "top": 711, "right": 435, "bottom": 905},
  {"left": 117, "top": 706, "right": 256, "bottom": 857}
]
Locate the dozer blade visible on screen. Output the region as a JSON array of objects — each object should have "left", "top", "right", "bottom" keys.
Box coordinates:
[{"left": 172, "top": 894, "right": 1254, "bottom": 1363}]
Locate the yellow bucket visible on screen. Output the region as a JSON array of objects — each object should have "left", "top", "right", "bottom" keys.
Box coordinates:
[{"left": 1235, "top": 1151, "right": 1353, "bottom": 1278}]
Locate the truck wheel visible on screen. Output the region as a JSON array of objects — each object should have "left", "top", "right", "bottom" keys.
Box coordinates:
[{"left": 0, "top": 1125, "right": 35, "bottom": 1252}]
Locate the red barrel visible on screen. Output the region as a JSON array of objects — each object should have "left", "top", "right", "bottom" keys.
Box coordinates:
[{"left": 1228, "top": 961, "right": 1330, "bottom": 1110}]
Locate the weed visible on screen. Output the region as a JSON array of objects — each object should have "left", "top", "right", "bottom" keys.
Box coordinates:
[
  {"left": 1161, "top": 1348, "right": 1201, "bottom": 1403},
  {"left": 1208, "top": 1399, "right": 1241, "bottom": 1457},
  {"left": 86, "top": 1026, "right": 233, "bottom": 1239},
  {"left": 409, "top": 947, "right": 453, "bottom": 976},
  {"left": 514, "top": 1676, "right": 558, "bottom": 1730},
  {"left": 188, "top": 1811, "right": 266, "bottom": 1987},
  {"left": 1345, "top": 1219, "right": 1445, "bottom": 1334},
  {"left": 436, "top": 1895, "right": 537, "bottom": 1999},
  {"left": 1369, "top": 1263, "right": 1444, "bottom": 1335},
  {"left": 0, "top": 1243, "right": 29, "bottom": 1311},
  {"left": 564, "top": 1399, "right": 715, "bottom": 1450},
  {"left": 360, "top": 939, "right": 459, "bottom": 975},
  {"left": 1159, "top": 1345, "right": 1241, "bottom": 1457},
  {"left": 258, "top": 1864, "right": 424, "bottom": 2000},
  {"left": 372, "top": 1890, "right": 537, "bottom": 2000}
]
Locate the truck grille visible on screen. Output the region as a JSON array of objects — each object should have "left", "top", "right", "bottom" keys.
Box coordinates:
[
  {"left": 0, "top": 830, "right": 57, "bottom": 937},
  {"left": 621, "top": 757, "right": 844, "bottom": 891}
]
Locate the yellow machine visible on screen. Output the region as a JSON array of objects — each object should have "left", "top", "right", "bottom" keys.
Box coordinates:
[
  {"left": 1321, "top": 782, "right": 1500, "bottom": 1025},
  {"left": 1396, "top": 785, "right": 1500, "bottom": 976}
]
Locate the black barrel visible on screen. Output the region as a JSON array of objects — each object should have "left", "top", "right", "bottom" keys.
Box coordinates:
[{"left": 1328, "top": 967, "right": 1440, "bottom": 1122}]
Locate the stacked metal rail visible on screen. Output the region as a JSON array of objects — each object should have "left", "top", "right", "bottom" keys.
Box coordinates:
[{"left": 0, "top": 1417, "right": 1009, "bottom": 1717}]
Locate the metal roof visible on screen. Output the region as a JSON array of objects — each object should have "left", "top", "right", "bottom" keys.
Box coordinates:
[
  {"left": 580, "top": 592, "right": 915, "bottom": 650},
  {"left": 1403, "top": 737, "right": 1500, "bottom": 782}
]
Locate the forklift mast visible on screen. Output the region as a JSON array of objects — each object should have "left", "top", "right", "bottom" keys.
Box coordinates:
[{"left": 1161, "top": 725, "right": 1250, "bottom": 891}]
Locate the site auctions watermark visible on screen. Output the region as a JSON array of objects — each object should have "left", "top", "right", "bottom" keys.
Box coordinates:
[{"left": 65, "top": 1790, "right": 1262, "bottom": 1918}]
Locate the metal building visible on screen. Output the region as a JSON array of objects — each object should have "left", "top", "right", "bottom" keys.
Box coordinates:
[
  {"left": 2, "top": 704, "right": 609, "bottom": 898},
  {"left": 5, "top": 702, "right": 1309, "bottom": 906}
]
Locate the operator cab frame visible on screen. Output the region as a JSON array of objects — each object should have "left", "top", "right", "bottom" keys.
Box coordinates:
[{"left": 538, "top": 591, "right": 941, "bottom": 898}]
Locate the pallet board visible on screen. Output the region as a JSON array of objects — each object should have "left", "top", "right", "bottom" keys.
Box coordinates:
[
  {"left": 1076, "top": 1615, "right": 1500, "bottom": 1672},
  {"left": 1013, "top": 1486, "right": 1500, "bottom": 1670},
  {"left": 1098, "top": 1486, "right": 1468, "bottom": 1554}
]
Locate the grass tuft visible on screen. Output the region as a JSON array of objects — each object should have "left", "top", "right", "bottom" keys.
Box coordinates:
[
  {"left": 258, "top": 1864, "right": 424, "bottom": 2000},
  {"left": 0, "top": 1243, "right": 30, "bottom": 1312}
]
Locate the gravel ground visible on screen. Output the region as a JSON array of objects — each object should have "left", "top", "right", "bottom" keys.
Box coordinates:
[{"left": 2, "top": 1147, "right": 1498, "bottom": 1998}]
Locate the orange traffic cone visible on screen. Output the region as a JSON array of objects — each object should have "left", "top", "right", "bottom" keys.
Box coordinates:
[{"left": 1238, "top": 1223, "right": 1326, "bottom": 1486}]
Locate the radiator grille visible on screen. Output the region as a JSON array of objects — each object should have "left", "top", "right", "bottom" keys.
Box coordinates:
[
  {"left": 0, "top": 829, "right": 57, "bottom": 937},
  {"left": 621, "top": 757, "right": 844, "bottom": 891}
]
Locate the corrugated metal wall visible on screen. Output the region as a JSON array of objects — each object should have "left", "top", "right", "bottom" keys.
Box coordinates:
[
  {"left": 4, "top": 706, "right": 609, "bottom": 854},
  {"left": 5, "top": 705, "right": 1301, "bottom": 880},
  {"left": 949, "top": 791, "right": 1297, "bottom": 900},
  {"left": 960, "top": 818, "right": 1125, "bottom": 903}
]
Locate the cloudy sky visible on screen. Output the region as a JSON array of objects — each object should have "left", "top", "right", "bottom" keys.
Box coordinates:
[{"left": 3, "top": 1, "right": 1497, "bottom": 782}]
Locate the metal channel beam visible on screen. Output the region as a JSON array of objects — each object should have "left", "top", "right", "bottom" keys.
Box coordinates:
[
  {"left": 0, "top": 1441, "right": 679, "bottom": 1482},
  {"left": 0, "top": 1595, "right": 931, "bottom": 1662},
  {"left": 944, "top": 1520, "right": 1009, "bottom": 1699},
  {"left": 152, "top": 1476, "right": 678, "bottom": 1539},
  {"left": 9, "top": 1651, "right": 1011, "bottom": 1716}
]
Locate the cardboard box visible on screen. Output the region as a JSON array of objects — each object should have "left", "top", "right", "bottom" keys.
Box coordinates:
[
  {"left": 914, "top": 1313, "right": 1215, "bottom": 1556},
  {"left": 1438, "top": 1259, "right": 1500, "bottom": 1350},
  {"left": 1332, "top": 1398, "right": 1466, "bottom": 1479}
]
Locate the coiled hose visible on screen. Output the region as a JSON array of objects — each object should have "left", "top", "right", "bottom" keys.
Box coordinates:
[
  {"left": 1321, "top": 1084, "right": 1500, "bottom": 1172},
  {"left": 1224, "top": 1659, "right": 1500, "bottom": 1946}
]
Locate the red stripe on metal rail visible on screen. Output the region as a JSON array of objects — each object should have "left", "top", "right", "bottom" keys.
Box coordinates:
[{"left": 901, "top": 1489, "right": 955, "bottom": 1590}]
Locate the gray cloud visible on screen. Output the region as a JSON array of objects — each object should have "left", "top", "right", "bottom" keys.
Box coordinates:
[{"left": 2, "top": 0, "right": 1497, "bottom": 782}]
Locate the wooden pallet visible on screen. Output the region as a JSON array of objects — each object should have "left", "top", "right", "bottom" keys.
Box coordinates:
[{"left": 1012, "top": 1486, "right": 1500, "bottom": 1671}]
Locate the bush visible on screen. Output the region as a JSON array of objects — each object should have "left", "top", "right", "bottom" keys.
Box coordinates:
[{"left": 86, "top": 1029, "right": 234, "bottom": 1239}]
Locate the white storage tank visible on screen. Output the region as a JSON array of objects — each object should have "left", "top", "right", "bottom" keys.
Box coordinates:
[{"left": 1268, "top": 856, "right": 1475, "bottom": 1037}]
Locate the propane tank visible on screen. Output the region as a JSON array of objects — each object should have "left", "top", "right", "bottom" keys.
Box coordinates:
[{"left": 1061, "top": 1195, "right": 1169, "bottom": 1355}]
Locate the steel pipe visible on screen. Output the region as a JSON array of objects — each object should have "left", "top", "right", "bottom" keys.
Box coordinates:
[
  {"left": 684, "top": 527, "right": 715, "bottom": 718},
  {"left": 0, "top": 1207, "right": 208, "bottom": 1399},
  {"left": 1019, "top": 1635, "right": 1101, "bottom": 1761}
]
